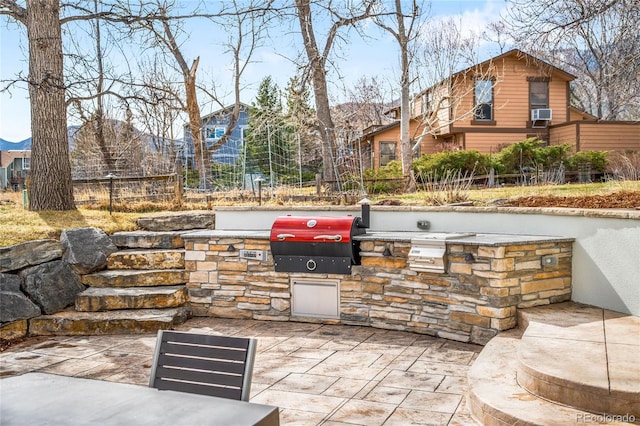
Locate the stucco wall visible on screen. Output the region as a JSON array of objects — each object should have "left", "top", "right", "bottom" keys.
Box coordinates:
[{"left": 214, "top": 206, "right": 640, "bottom": 316}]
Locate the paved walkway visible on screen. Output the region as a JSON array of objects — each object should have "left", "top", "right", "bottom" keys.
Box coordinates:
[{"left": 0, "top": 318, "right": 481, "bottom": 425}]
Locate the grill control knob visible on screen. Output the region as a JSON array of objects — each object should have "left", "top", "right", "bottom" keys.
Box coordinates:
[{"left": 306, "top": 259, "right": 317, "bottom": 271}]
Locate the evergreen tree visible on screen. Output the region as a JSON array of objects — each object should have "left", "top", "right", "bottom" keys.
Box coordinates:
[{"left": 246, "top": 76, "right": 296, "bottom": 183}]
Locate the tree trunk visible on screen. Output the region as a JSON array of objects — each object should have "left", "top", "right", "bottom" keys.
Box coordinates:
[
  {"left": 26, "top": 0, "right": 75, "bottom": 210},
  {"left": 183, "top": 58, "right": 206, "bottom": 189},
  {"left": 295, "top": 0, "right": 338, "bottom": 190}
]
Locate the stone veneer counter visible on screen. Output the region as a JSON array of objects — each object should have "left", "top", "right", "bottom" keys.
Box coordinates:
[{"left": 182, "top": 230, "right": 574, "bottom": 344}]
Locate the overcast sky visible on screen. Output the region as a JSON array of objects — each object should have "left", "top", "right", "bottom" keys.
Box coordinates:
[{"left": 0, "top": 0, "right": 507, "bottom": 142}]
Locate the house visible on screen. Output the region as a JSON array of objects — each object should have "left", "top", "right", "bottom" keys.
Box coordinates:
[
  {"left": 182, "top": 103, "right": 250, "bottom": 167},
  {"left": 360, "top": 49, "right": 639, "bottom": 169},
  {"left": 0, "top": 139, "right": 31, "bottom": 190}
]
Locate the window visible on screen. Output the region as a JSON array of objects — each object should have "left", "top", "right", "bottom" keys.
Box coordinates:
[
  {"left": 206, "top": 126, "right": 226, "bottom": 140},
  {"left": 22, "top": 157, "right": 30, "bottom": 170},
  {"left": 474, "top": 80, "right": 493, "bottom": 121},
  {"left": 379, "top": 142, "right": 396, "bottom": 167},
  {"left": 529, "top": 81, "right": 549, "bottom": 110}
]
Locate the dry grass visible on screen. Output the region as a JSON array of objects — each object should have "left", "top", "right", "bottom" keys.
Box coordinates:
[{"left": 0, "top": 192, "right": 142, "bottom": 247}]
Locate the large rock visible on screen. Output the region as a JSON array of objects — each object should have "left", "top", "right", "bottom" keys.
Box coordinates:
[
  {"left": 0, "top": 273, "right": 41, "bottom": 322},
  {"left": 61, "top": 227, "right": 118, "bottom": 274},
  {"left": 0, "top": 272, "right": 22, "bottom": 292},
  {"left": 136, "top": 210, "right": 214, "bottom": 231},
  {"left": 20, "top": 261, "right": 85, "bottom": 314},
  {"left": 0, "top": 240, "right": 63, "bottom": 273},
  {"left": 0, "top": 290, "right": 41, "bottom": 323}
]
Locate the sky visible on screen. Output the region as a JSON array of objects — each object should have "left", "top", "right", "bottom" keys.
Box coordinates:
[{"left": 0, "top": 0, "right": 508, "bottom": 142}]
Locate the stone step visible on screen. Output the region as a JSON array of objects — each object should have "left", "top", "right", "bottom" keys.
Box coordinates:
[
  {"left": 81, "top": 269, "right": 189, "bottom": 288},
  {"left": 136, "top": 210, "right": 214, "bottom": 232},
  {"left": 110, "top": 231, "right": 186, "bottom": 249},
  {"left": 28, "top": 307, "right": 190, "bottom": 336},
  {"left": 517, "top": 304, "right": 640, "bottom": 420},
  {"left": 75, "top": 286, "right": 187, "bottom": 312},
  {"left": 106, "top": 249, "right": 185, "bottom": 270},
  {"left": 467, "top": 330, "right": 637, "bottom": 425}
]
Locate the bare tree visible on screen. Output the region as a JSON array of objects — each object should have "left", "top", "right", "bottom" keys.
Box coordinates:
[
  {"left": 411, "top": 18, "right": 494, "bottom": 149},
  {"left": 374, "top": 0, "right": 427, "bottom": 182},
  {"left": 293, "top": 0, "right": 376, "bottom": 191},
  {"left": 0, "top": 0, "right": 75, "bottom": 210},
  {"left": 504, "top": 0, "right": 640, "bottom": 120}
]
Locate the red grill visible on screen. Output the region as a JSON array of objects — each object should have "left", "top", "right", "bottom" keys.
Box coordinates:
[{"left": 270, "top": 209, "right": 368, "bottom": 274}]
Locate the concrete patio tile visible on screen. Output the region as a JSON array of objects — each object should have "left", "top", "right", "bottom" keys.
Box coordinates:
[
  {"left": 109, "top": 336, "right": 158, "bottom": 355},
  {"left": 607, "top": 342, "right": 640, "bottom": 394},
  {"left": 363, "top": 384, "right": 411, "bottom": 404},
  {"left": 28, "top": 340, "right": 109, "bottom": 359},
  {"left": 307, "top": 362, "right": 384, "bottom": 380},
  {"left": 261, "top": 344, "right": 300, "bottom": 357},
  {"left": 384, "top": 354, "right": 421, "bottom": 371},
  {"left": 323, "top": 377, "right": 371, "bottom": 398},
  {"left": 408, "top": 360, "right": 470, "bottom": 377},
  {"left": 354, "top": 380, "right": 382, "bottom": 399},
  {"left": 352, "top": 342, "right": 407, "bottom": 355},
  {"left": 255, "top": 354, "right": 321, "bottom": 372},
  {"left": 400, "top": 390, "right": 462, "bottom": 413},
  {"left": 37, "top": 358, "right": 107, "bottom": 376},
  {"left": 250, "top": 389, "right": 345, "bottom": 414},
  {"left": 319, "top": 340, "right": 361, "bottom": 351},
  {"left": 290, "top": 347, "right": 336, "bottom": 360},
  {"left": 282, "top": 336, "right": 331, "bottom": 349},
  {"left": 278, "top": 408, "right": 328, "bottom": 425},
  {"left": 271, "top": 373, "right": 339, "bottom": 394},
  {"left": 525, "top": 319, "right": 605, "bottom": 343},
  {"left": 418, "top": 347, "right": 476, "bottom": 365},
  {"left": 0, "top": 351, "right": 67, "bottom": 370},
  {"left": 252, "top": 367, "right": 291, "bottom": 385},
  {"left": 378, "top": 370, "right": 444, "bottom": 392},
  {"left": 364, "top": 330, "right": 420, "bottom": 347},
  {"left": 435, "top": 375, "right": 468, "bottom": 394},
  {"left": 383, "top": 408, "right": 452, "bottom": 425},
  {"left": 328, "top": 398, "right": 396, "bottom": 426},
  {"left": 324, "top": 350, "right": 383, "bottom": 367},
  {"left": 370, "top": 353, "right": 401, "bottom": 369},
  {"left": 519, "top": 335, "right": 609, "bottom": 390},
  {"left": 604, "top": 312, "right": 640, "bottom": 345}
]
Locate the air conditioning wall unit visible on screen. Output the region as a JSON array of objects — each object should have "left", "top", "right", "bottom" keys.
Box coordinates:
[{"left": 532, "top": 108, "right": 553, "bottom": 121}]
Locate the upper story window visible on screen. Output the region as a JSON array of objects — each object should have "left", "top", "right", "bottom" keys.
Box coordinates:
[
  {"left": 205, "top": 127, "right": 226, "bottom": 140},
  {"left": 474, "top": 80, "right": 493, "bottom": 121},
  {"left": 22, "top": 157, "right": 30, "bottom": 170},
  {"left": 379, "top": 141, "right": 397, "bottom": 167},
  {"left": 529, "top": 80, "right": 549, "bottom": 110}
]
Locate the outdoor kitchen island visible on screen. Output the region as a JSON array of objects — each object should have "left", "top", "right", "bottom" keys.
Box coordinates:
[{"left": 183, "top": 229, "right": 573, "bottom": 345}]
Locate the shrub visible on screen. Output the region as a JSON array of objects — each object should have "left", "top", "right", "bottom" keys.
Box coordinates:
[
  {"left": 412, "top": 150, "right": 490, "bottom": 181},
  {"left": 363, "top": 161, "right": 405, "bottom": 193},
  {"left": 567, "top": 151, "right": 609, "bottom": 174}
]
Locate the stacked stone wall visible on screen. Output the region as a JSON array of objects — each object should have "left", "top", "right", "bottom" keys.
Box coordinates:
[{"left": 184, "top": 233, "right": 573, "bottom": 345}]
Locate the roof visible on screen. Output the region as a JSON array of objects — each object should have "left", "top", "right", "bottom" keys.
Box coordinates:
[
  {"left": 416, "top": 48, "right": 577, "bottom": 97},
  {"left": 198, "top": 102, "right": 250, "bottom": 124},
  {"left": 360, "top": 120, "right": 401, "bottom": 139}
]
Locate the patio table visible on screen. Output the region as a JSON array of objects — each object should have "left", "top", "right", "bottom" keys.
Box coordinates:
[{"left": 0, "top": 372, "right": 279, "bottom": 425}]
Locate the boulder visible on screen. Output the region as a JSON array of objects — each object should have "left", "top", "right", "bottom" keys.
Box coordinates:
[
  {"left": 61, "top": 227, "right": 118, "bottom": 274},
  {"left": 0, "top": 239, "right": 63, "bottom": 273},
  {"left": 20, "top": 261, "right": 85, "bottom": 314},
  {"left": 0, "top": 290, "right": 41, "bottom": 323},
  {"left": 0, "top": 272, "right": 22, "bottom": 292}
]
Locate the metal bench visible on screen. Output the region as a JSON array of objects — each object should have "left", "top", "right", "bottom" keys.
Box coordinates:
[{"left": 149, "top": 330, "right": 257, "bottom": 401}]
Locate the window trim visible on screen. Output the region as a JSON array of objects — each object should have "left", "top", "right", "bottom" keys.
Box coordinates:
[
  {"left": 379, "top": 141, "right": 397, "bottom": 167},
  {"left": 473, "top": 79, "right": 494, "bottom": 122}
]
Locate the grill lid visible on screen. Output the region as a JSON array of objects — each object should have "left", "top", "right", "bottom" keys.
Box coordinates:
[{"left": 270, "top": 215, "right": 364, "bottom": 243}]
